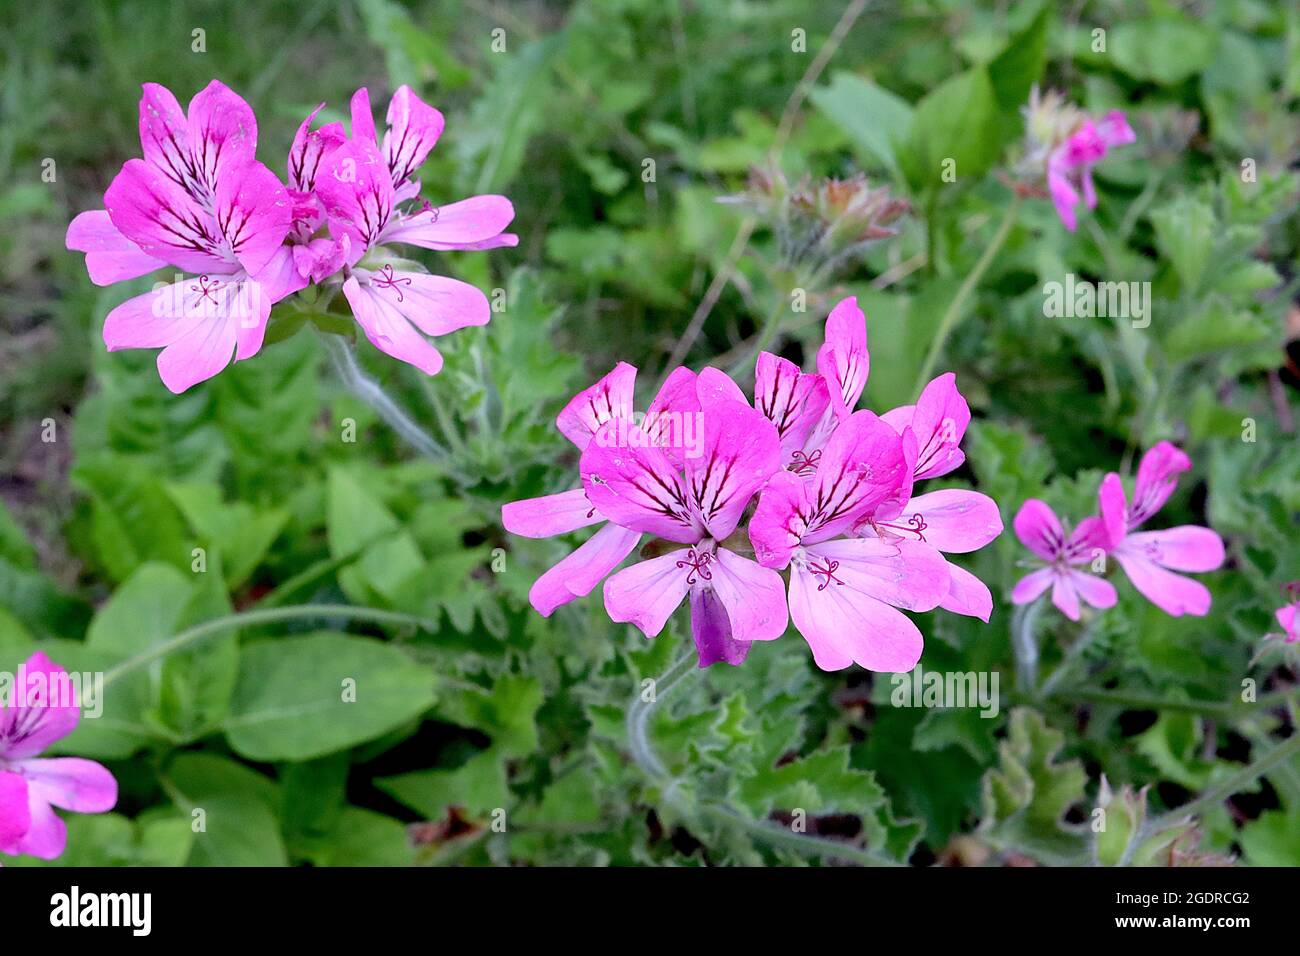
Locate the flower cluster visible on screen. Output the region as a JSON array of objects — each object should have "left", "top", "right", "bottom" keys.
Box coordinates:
[
  {"left": 1017, "top": 87, "right": 1135, "bottom": 232},
  {"left": 1, "top": 653, "right": 117, "bottom": 860},
  {"left": 66, "top": 80, "right": 516, "bottom": 393},
  {"left": 503, "top": 297, "right": 1003, "bottom": 670},
  {"left": 1011, "top": 442, "right": 1225, "bottom": 621},
  {"left": 1274, "top": 582, "right": 1300, "bottom": 644}
]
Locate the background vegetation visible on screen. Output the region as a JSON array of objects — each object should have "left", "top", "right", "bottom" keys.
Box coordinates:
[{"left": 1, "top": 0, "right": 1298, "bottom": 866}]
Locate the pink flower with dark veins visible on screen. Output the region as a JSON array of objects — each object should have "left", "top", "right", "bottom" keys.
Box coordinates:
[
  {"left": 582, "top": 393, "right": 788, "bottom": 667},
  {"left": 66, "top": 80, "right": 305, "bottom": 392},
  {"left": 0, "top": 653, "right": 117, "bottom": 861},
  {"left": 309, "top": 86, "right": 518, "bottom": 375},
  {"left": 1098, "top": 441, "right": 1225, "bottom": 617},
  {"left": 1011, "top": 500, "right": 1115, "bottom": 621}
]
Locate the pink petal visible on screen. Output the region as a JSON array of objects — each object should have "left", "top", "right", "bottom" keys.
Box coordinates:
[
  {"left": 1048, "top": 162, "right": 1080, "bottom": 232},
  {"left": 940, "top": 562, "right": 993, "bottom": 622},
  {"left": 104, "top": 158, "right": 234, "bottom": 274},
  {"left": 1097, "top": 473, "right": 1128, "bottom": 548},
  {"left": 65, "top": 210, "right": 165, "bottom": 285},
  {"left": 528, "top": 523, "right": 640, "bottom": 617},
  {"left": 316, "top": 138, "right": 394, "bottom": 250},
  {"left": 754, "top": 352, "right": 830, "bottom": 460},
  {"left": 350, "top": 87, "right": 378, "bottom": 143},
  {"left": 380, "top": 195, "right": 517, "bottom": 250},
  {"left": 1113, "top": 549, "right": 1212, "bottom": 617},
  {"left": 1011, "top": 567, "right": 1055, "bottom": 605},
  {"left": 156, "top": 312, "right": 241, "bottom": 393},
  {"left": 644, "top": 366, "right": 702, "bottom": 468},
  {"left": 581, "top": 420, "right": 696, "bottom": 542},
  {"left": 288, "top": 104, "right": 347, "bottom": 192},
  {"left": 909, "top": 372, "right": 970, "bottom": 479},
  {"left": 214, "top": 160, "right": 294, "bottom": 278},
  {"left": 1013, "top": 499, "right": 1066, "bottom": 560},
  {"left": 695, "top": 366, "right": 748, "bottom": 406},
  {"left": 502, "top": 488, "right": 601, "bottom": 538},
  {"left": 689, "top": 588, "right": 751, "bottom": 667},
  {"left": 0, "top": 772, "right": 30, "bottom": 851},
  {"left": 18, "top": 758, "right": 118, "bottom": 813},
  {"left": 805, "top": 538, "right": 950, "bottom": 613},
  {"left": 1051, "top": 573, "right": 1082, "bottom": 620},
  {"left": 816, "top": 296, "right": 868, "bottom": 419},
  {"left": 802, "top": 411, "right": 908, "bottom": 543},
  {"left": 9, "top": 791, "right": 65, "bottom": 860},
  {"left": 341, "top": 275, "right": 444, "bottom": 375},
  {"left": 684, "top": 399, "right": 781, "bottom": 540},
  {"left": 788, "top": 559, "right": 923, "bottom": 672},
  {"left": 185, "top": 80, "right": 259, "bottom": 204},
  {"left": 138, "top": 82, "right": 192, "bottom": 190},
  {"left": 383, "top": 86, "right": 445, "bottom": 191},
  {"left": 556, "top": 362, "right": 637, "bottom": 450},
  {"left": 1124, "top": 526, "right": 1224, "bottom": 573},
  {"left": 1130, "top": 441, "right": 1191, "bottom": 528},
  {"left": 1099, "top": 110, "right": 1136, "bottom": 148},
  {"left": 707, "top": 548, "right": 789, "bottom": 642},
  {"left": 1, "top": 651, "right": 81, "bottom": 760},
  {"left": 1067, "top": 569, "right": 1117, "bottom": 610},
  {"left": 1277, "top": 604, "right": 1298, "bottom": 642},
  {"left": 238, "top": 247, "right": 309, "bottom": 361},
  {"left": 603, "top": 551, "right": 695, "bottom": 638},
  {"left": 903, "top": 489, "right": 1002, "bottom": 553},
  {"left": 749, "top": 470, "right": 809, "bottom": 569}
]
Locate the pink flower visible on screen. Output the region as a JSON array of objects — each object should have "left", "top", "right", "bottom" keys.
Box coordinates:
[
  {"left": 1048, "top": 110, "right": 1135, "bottom": 232},
  {"left": 1276, "top": 583, "right": 1300, "bottom": 643},
  {"left": 309, "top": 87, "right": 518, "bottom": 375},
  {"left": 1011, "top": 500, "right": 1115, "bottom": 621},
  {"left": 582, "top": 388, "right": 788, "bottom": 667},
  {"left": 749, "top": 411, "right": 948, "bottom": 671},
  {"left": 1, "top": 653, "right": 117, "bottom": 861},
  {"left": 501, "top": 362, "right": 697, "bottom": 618},
  {"left": 1098, "top": 442, "right": 1225, "bottom": 617},
  {"left": 66, "top": 81, "right": 305, "bottom": 393}
]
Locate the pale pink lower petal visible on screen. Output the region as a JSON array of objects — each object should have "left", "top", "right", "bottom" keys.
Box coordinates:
[
  {"left": 904, "top": 489, "right": 1002, "bottom": 553},
  {"left": 1277, "top": 604, "right": 1298, "bottom": 641},
  {"left": 1124, "top": 526, "right": 1224, "bottom": 573},
  {"left": 788, "top": 560, "right": 923, "bottom": 672},
  {"left": 1051, "top": 574, "right": 1082, "bottom": 621},
  {"left": 804, "top": 537, "right": 950, "bottom": 612},
  {"left": 362, "top": 271, "right": 489, "bottom": 338},
  {"left": 940, "top": 562, "right": 993, "bottom": 622},
  {"left": 380, "top": 195, "right": 516, "bottom": 249},
  {"left": 66, "top": 210, "right": 166, "bottom": 285},
  {"left": 603, "top": 550, "right": 695, "bottom": 638},
  {"left": 502, "top": 489, "right": 600, "bottom": 538},
  {"left": 1011, "top": 567, "right": 1056, "bottom": 605},
  {"left": 11, "top": 793, "right": 66, "bottom": 860},
  {"left": 707, "top": 548, "right": 789, "bottom": 642},
  {"left": 528, "top": 523, "right": 640, "bottom": 617},
  {"left": 1068, "top": 569, "right": 1117, "bottom": 610},
  {"left": 19, "top": 758, "right": 118, "bottom": 813},
  {"left": 342, "top": 275, "right": 444, "bottom": 375},
  {"left": 1114, "top": 549, "right": 1212, "bottom": 617},
  {"left": 1048, "top": 165, "right": 1079, "bottom": 232},
  {"left": 156, "top": 314, "right": 239, "bottom": 393}
]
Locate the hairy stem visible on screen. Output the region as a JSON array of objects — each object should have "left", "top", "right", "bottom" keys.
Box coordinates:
[
  {"left": 912, "top": 193, "right": 1022, "bottom": 399},
  {"left": 320, "top": 331, "right": 450, "bottom": 462}
]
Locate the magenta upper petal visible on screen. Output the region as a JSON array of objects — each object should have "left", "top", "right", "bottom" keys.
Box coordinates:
[
  {"left": 581, "top": 421, "right": 697, "bottom": 542},
  {"left": 800, "top": 410, "right": 908, "bottom": 543},
  {"left": 754, "top": 352, "right": 830, "bottom": 459},
  {"left": 104, "top": 158, "right": 234, "bottom": 274},
  {"left": 214, "top": 160, "right": 294, "bottom": 278},
  {"left": 684, "top": 399, "right": 781, "bottom": 540},
  {"left": 909, "top": 373, "right": 971, "bottom": 480},
  {"left": 556, "top": 363, "right": 638, "bottom": 450},
  {"left": 383, "top": 86, "right": 445, "bottom": 191},
  {"left": 817, "top": 296, "right": 869, "bottom": 420},
  {"left": 1012, "top": 499, "right": 1066, "bottom": 560},
  {"left": 1, "top": 652, "right": 82, "bottom": 760},
  {"left": 1129, "top": 441, "right": 1191, "bottom": 528}
]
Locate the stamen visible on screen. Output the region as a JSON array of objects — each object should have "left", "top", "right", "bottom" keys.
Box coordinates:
[{"left": 675, "top": 548, "right": 713, "bottom": 586}]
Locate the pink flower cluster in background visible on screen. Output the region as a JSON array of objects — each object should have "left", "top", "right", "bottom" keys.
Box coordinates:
[
  {"left": 503, "top": 297, "right": 1004, "bottom": 671},
  {"left": 66, "top": 80, "right": 516, "bottom": 393},
  {"left": 1012, "top": 441, "right": 1225, "bottom": 620},
  {"left": 1047, "top": 110, "right": 1136, "bottom": 232}
]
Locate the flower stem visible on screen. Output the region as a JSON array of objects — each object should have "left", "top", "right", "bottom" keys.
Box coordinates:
[
  {"left": 102, "top": 604, "right": 438, "bottom": 688},
  {"left": 625, "top": 647, "right": 900, "bottom": 866},
  {"left": 912, "top": 192, "right": 1022, "bottom": 399},
  {"left": 1147, "top": 730, "right": 1300, "bottom": 832},
  {"left": 320, "top": 331, "right": 451, "bottom": 463}
]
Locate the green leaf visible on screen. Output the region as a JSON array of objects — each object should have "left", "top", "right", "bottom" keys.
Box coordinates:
[
  {"left": 223, "top": 631, "right": 437, "bottom": 762},
  {"left": 899, "top": 68, "right": 998, "bottom": 195},
  {"left": 810, "top": 72, "right": 913, "bottom": 176},
  {"left": 1110, "top": 17, "right": 1216, "bottom": 86},
  {"left": 327, "top": 466, "right": 426, "bottom": 606}
]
